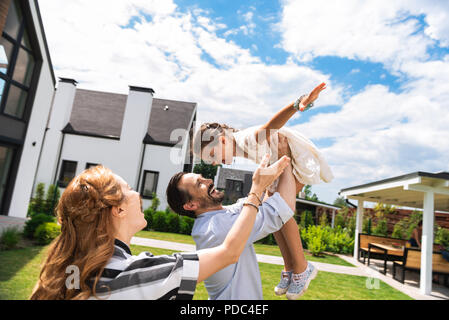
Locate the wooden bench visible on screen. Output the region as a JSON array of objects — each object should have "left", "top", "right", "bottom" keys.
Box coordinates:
[
  {"left": 358, "top": 234, "right": 407, "bottom": 264},
  {"left": 393, "top": 248, "right": 449, "bottom": 286}
]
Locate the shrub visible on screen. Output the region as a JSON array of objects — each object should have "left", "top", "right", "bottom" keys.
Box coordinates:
[
  {"left": 34, "top": 222, "right": 61, "bottom": 245},
  {"left": 23, "top": 213, "right": 55, "bottom": 239},
  {"left": 150, "top": 193, "right": 160, "bottom": 212},
  {"left": 179, "top": 216, "right": 195, "bottom": 235},
  {"left": 363, "top": 217, "right": 372, "bottom": 235},
  {"left": 334, "top": 209, "right": 348, "bottom": 229},
  {"left": 44, "top": 184, "right": 60, "bottom": 215},
  {"left": 299, "top": 210, "right": 314, "bottom": 229},
  {"left": 319, "top": 212, "right": 328, "bottom": 227},
  {"left": 327, "top": 226, "right": 354, "bottom": 254},
  {"left": 0, "top": 227, "right": 21, "bottom": 250},
  {"left": 435, "top": 226, "right": 449, "bottom": 248},
  {"left": 301, "top": 225, "right": 330, "bottom": 256},
  {"left": 392, "top": 220, "right": 407, "bottom": 239},
  {"left": 301, "top": 224, "right": 354, "bottom": 255},
  {"left": 308, "top": 236, "right": 327, "bottom": 256},
  {"left": 166, "top": 212, "right": 180, "bottom": 234},
  {"left": 143, "top": 208, "right": 155, "bottom": 230},
  {"left": 257, "top": 234, "right": 277, "bottom": 245},
  {"left": 152, "top": 211, "right": 168, "bottom": 232},
  {"left": 373, "top": 218, "right": 389, "bottom": 237},
  {"left": 28, "top": 183, "right": 46, "bottom": 216},
  {"left": 347, "top": 214, "right": 356, "bottom": 237}
]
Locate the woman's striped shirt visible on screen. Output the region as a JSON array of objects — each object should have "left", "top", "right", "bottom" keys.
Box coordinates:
[{"left": 88, "top": 239, "right": 199, "bottom": 300}]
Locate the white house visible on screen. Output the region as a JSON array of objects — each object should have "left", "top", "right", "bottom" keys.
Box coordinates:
[
  {"left": 0, "top": 0, "right": 56, "bottom": 218},
  {"left": 32, "top": 78, "right": 197, "bottom": 215}
]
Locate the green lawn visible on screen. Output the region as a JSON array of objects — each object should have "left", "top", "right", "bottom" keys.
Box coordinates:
[
  {"left": 0, "top": 244, "right": 412, "bottom": 300},
  {"left": 135, "top": 230, "right": 354, "bottom": 267}
]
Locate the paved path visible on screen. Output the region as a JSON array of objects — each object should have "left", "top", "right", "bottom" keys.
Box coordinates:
[
  {"left": 131, "top": 236, "right": 366, "bottom": 277},
  {"left": 0, "top": 216, "right": 26, "bottom": 233},
  {"left": 131, "top": 236, "right": 448, "bottom": 300}
]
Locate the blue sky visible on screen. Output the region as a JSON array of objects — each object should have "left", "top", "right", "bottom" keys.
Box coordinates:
[{"left": 39, "top": 0, "right": 449, "bottom": 205}]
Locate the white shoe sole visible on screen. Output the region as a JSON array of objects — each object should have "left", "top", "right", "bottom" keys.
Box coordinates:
[
  {"left": 286, "top": 267, "right": 318, "bottom": 300},
  {"left": 274, "top": 286, "right": 288, "bottom": 296}
]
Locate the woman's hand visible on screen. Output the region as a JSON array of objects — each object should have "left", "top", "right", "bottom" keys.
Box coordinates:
[
  {"left": 250, "top": 154, "right": 290, "bottom": 197},
  {"left": 302, "top": 82, "right": 326, "bottom": 108}
]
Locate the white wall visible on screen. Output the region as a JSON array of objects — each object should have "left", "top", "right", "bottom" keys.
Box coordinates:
[
  {"left": 140, "top": 144, "right": 185, "bottom": 211},
  {"left": 7, "top": 0, "right": 56, "bottom": 218}
]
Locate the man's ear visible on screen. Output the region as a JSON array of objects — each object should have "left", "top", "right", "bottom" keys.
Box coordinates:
[{"left": 183, "top": 201, "right": 198, "bottom": 212}]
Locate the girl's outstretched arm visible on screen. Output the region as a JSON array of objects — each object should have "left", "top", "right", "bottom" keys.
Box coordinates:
[{"left": 255, "top": 82, "right": 326, "bottom": 143}]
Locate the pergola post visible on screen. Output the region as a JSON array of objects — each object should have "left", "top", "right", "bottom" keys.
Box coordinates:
[
  {"left": 420, "top": 191, "right": 434, "bottom": 295},
  {"left": 331, "top": 209, "right": 335, "bottom": 228},
  {"left": 353, "top": 200, "right": 364, "bottom": 260}
]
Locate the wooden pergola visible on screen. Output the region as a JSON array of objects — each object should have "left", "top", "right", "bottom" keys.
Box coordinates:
[{"left": 339, "top": 171, "right": 449, "bottom": 295}]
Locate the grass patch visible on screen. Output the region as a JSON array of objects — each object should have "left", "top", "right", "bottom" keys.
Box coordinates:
[
  {"left": 0, "top": 245, "right": 48, "bottom": 300},
  {"left": 0, "top": 244, "right": 411, "bottom": 300},
  {"left": 135, "top": 230, "right": 354, "bottom": 267}
]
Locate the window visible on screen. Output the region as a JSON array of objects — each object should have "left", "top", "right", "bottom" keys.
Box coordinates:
[
  {"left": 226, "top": 179, "right": 243, "bottom": 193},
  {"left": 0, "top": 145, "right": 14, "bottom": 212},
  {"left": 141, "top": 170, "right": 159, "bottom": 198},
  {"left": 0, "top": 0, "right": 36, "bottom": 119},
  {"left": 85, "top": 162, "right": 100, "bottom": 169},
  {"left": 58, "top": 160, "right": 77, "bottom": 188}
]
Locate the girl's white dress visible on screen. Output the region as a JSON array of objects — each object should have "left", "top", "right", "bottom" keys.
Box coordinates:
[{"left": 232, "top": 125, "right": 333, "bottom": 192}]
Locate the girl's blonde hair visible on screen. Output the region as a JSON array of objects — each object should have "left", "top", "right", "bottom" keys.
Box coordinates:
[
  {"left": 30, "top": 165, "right": 125, "bottom": 300},
  {"left": 192, "top": 122, "right": 238, "bottom": 159}
]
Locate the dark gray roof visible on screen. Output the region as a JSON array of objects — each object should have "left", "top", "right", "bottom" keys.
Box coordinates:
[
  {"left": 144, "top": 98, "right": 197, "bottom": 146},
  {"left": 63, "top": 89, "right": 196, "bottom": 145}
]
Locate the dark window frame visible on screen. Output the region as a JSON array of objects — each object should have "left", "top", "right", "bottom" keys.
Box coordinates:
[
  {"left": 0, "top": 0, "right": 38, "bottom": 121},
  {"left": 0, "top": 142, "right": 17, "bottom": 215},
  {"left": 85, "top": 162, "right": 100, "bottom": 170},
  {"left": 141, "top": 170, "right": 159, "bottom": 199},
  {"left": 57, "top": 160, "right": 77, "bottom": 188}
]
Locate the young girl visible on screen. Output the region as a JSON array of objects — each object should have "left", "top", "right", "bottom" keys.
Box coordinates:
[{"left": 192, "top": 82, "right": 333, "bottom": 299}]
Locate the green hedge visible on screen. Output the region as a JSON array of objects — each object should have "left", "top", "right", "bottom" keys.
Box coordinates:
[
  {"left": 301, "top": 225, "right": 354, "bottom": 256},
  {"left": 23, "top": 213, "right": 55, "bottom": 239},
  {"left": 34, "top": 222, "right": 61, "bottom": 245},
  {"left": 144, "top": 208, "right": 195, "bottom": 235}
]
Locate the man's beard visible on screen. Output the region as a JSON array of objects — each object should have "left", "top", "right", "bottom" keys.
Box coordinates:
[{"left": 199, "top": 184, "right": 225, "bottom": 208}]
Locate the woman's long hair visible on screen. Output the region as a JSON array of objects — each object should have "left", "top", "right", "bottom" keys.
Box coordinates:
[{"left": 30, "top": 166, "right": 125, "bottom": 300}]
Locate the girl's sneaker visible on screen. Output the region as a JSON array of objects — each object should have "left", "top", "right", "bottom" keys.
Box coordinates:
[
  {"left": 274, "top": 271, "right": 292, "bottom": 296},
  {"left": 286, "top": 263, "right": 318, "bottom": 300}
]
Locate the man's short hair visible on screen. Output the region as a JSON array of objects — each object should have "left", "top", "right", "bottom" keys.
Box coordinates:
[{"left": 166, "top": 172, "right": 196, "bottom": 218}]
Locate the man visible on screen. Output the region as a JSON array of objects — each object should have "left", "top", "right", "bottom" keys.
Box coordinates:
[{"left": 166, "top": 141, "right": 315, "bottom": 300}]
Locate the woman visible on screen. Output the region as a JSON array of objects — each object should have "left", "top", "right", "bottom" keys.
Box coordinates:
[
  {"left": 408, "top": 220, "right": 422, "bottom": 248},
  {"left": 30, "top": 154, "right": 290, "bottom": 300}
]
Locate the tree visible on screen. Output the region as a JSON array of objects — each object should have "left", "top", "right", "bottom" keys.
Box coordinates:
[
  {"left": 303, "top": 185, "right": 319, "bottom": 202},
  {"left": 333, "top": 197, "right": 348, "bottom": 208},
  {"left": 193, "top": 161, "right": 220, "bottom": 180},
  {"left": 28, "top": 183, "right": 46, "bottom": 216},
  {"left": 44, "top": 184, "right": 60, "bottom": 216}
]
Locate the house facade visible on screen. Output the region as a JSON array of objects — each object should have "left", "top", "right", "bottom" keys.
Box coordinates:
[
  {"left": 0, "top": 0, "right": 55, "bottom": 218},
  {"left": 32, "top": 79, "right": 197, "bottom": 215}
]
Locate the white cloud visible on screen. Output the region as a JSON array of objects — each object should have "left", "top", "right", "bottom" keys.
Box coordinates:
[
  {"left": 38, "top": 0, "right": 342, "bottom": 133},
  {"left": 278, "top": 0, "right": 449, "bottom": 70},
  {"left": 37, "top": 0, "right": 449, "bottom": 205},
  {"left": 275, "top": 0, "right": 449, "bottom": 203}
]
